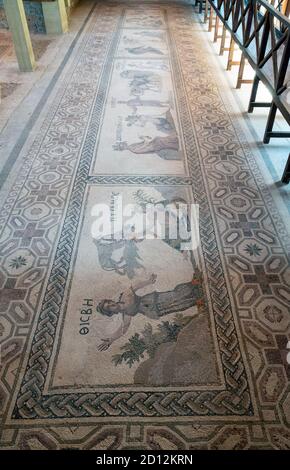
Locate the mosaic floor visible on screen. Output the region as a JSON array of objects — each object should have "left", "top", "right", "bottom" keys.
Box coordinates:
[
  {"left": 0, "top": 30, "right": 52, "bottom": 102},
  {"left": 0, "top": 30, "right": 52, "bottom": 63},
  {"left": 0, "top": 1, "right": 290, "bottom": 450},
  {"left": 0, "top": 81, "right": 18, "bottom": 99}
]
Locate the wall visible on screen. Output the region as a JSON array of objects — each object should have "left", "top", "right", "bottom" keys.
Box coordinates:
[{"left": 0, "top": 0, "right": 46, "bottom": 33}]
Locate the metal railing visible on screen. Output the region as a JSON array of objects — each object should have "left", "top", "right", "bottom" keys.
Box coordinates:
[
  {"left": 204, "top": 0, "right": 290, "bottom": 181},
  {"left": 209, "top": 0, "right": 290, "bottom": 115}
]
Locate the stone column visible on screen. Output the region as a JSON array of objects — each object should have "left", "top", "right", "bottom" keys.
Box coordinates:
[
  {"left": 3, "top": 0, "right": 36, "bottom": 72},
  {"left": 42, "top": 0, "right": 68, "bottom": 35}
]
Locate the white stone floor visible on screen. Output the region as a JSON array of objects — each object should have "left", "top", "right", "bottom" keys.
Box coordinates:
[{"left": 0, "top": 0, "right": 94, "bottom": 174}]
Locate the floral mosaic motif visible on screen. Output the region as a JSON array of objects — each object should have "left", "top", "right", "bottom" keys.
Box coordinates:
[
  {"left": 8, "top": 256, "right": 27, "bottom": 270},
  {"left": 244, "top": 243, "right": 263, "bottom": 257},
  {"left": 264, "top": 305, "right": 284, "bottom": 324}
]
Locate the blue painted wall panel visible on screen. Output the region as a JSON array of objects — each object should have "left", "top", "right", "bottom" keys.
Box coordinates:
[{"left": 0, "top": 0, "right": 46, "bottom": 33}]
